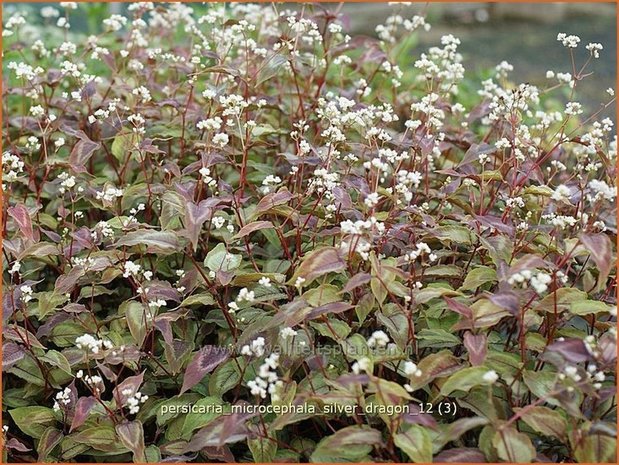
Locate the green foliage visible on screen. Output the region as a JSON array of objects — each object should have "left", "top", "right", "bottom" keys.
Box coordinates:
[{"left": 2, "top": 2, "right": 616, "bottom": 463}]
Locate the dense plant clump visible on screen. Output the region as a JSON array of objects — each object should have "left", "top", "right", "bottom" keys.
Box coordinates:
[{"left": 1, "top": 2, "right": 617, "bottom": 463}]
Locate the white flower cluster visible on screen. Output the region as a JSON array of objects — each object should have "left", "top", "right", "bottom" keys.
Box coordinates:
[
  {"left": 6, "top": 61, "right": 44, "bottom": 81},
  {"left": 364, "top": 192, "right": 380, "bottom": 208},
  {"left": 126, "top": 113, "right": 146, "bottom": 134},
  {"left": 123, "top": 203, "right": 146, "bottom": 227},
  {"left": 352, "top": 357, "right": 372, "bottom": 374},
  {"left": 71, "top": 256, "right": 95, "bottom": 270},
  {"left": 20, "top": 285, "right": 33, "bottom": 303},
  {"left": 261, "top": 175, "right": 282, "bottom": 194},
  {"left": 75, "top": 334, "right": 113, "bottom": 354},
  {"left": 367, "top": 330, "right": 390, "bottom": 349},
  {"left": 393, "top": 170, "right": 422, "bottom": 204},
  {"left": 402, "top": 360, "right": 423, "bottom": 392},
  {"left": 147, "top": 298, "right": 167, "bottom": 310},
  {"left": 76, "top": 370, "right": 104, "bottom": 394},
  {"left": 341, "top": 236, "right": 371, "bottom": 261},
  {"left": 91, "top": 221, "right": 114, "bottom": 241},
  {"left": 96, "top": 186, "right": 124, "bottom": 202},
  {"left": 197, "top": 117, "right": 222, "bottom": 131},
  {"left": 237, "top": 287, "right": 255, "bottom": 302},
  {"left": 132, "top": 85, "right": 151, "bottom": 102},
  {"left": 122, "top": 388, "right": 149, "bottom": 414},
  {"left": 580, "top": 361, "right": 606, "bottom": 391},
  {"left": 565, "top": 101, "right": 583, "bottom": 116},
  {"left": 241, "top": 337, "right": 266, "bottom": 357},
  {"left": 2, "top": 151, "right": 24, "bottom": 185},
  {"left": 560, "top": 365, "right": 582, "bottom": 386},
  {"left": 339, "top": 217, "right": 386, "bottom": 261},
  {"left": 53, "top": 387, "right": 72, "bottom": 412},
  {"left": 551, "top": 184, "right": 571, "bottom": 202},
  {"left": 4, "top": 12, "right": 26, "bottom": 29},
  {"left": 315, "top": 95, "right": 398, "bottom": 146},
  {"left": 508, "top": 270, "right": 552, "bottom": 294},
  {"left": 247, "top": 353, "right": 282, "bottom": 399},
  {"left": 307, "top": 168, "right": 340, "bottom": 202},
  {"left": 211, "top": 216, "right": 226, "bottom": 229},
  {"left": 58, "top": 172, "right": 78, "bottom": 194},
  {"left": 9, "top": 261, "right": 21, "bottom": 275},
  {"left": 199, "top": 167, "right": 217, "bottom": 188},
  {"left": 585, "top": 42, "right": 603, "bottom": 58},
  {"left": 542, "top": 213, "right": 578, "bottom": 230},
  {"left": 404, "top": 242, "right": 437, "bottom": 263},
  {"left": 280, "top": 327, "right": 297, "bottom": 339},
  {"left": 505, "top": 197, "right": 525, "bottom": 209},
  {"left": 587, "top": 179, "right": 616, "bottom": 202},
  {"left": 414, "top": 34, "right": 464, "bottom": 92},
  {"left": 557, "top": 32, "right": 580, "bottom": 48},
  {"left": 482, "top": 370, "right": 499, "bottom": 384},
  {"left": 212, "top": 133, "right": 229, "bottom": 147},
  {"left": 375, "top": 12, "right": 429, "bottom": 44},
  {"left": 404, "top": 361, "right": 423, "bottom": 378},
  {"left": 219, "top": 94, "right": 249, "bottom": 119},
  {"left": 228, "top": 287, "right": 256, "bottom": 312},
  {"left": 123, "top": 260, "right": 142, "bottom": 278}
]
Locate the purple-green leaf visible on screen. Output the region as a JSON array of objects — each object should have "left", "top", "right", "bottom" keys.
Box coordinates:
[
  {"left": 116, "top": 229, "right": 180, "bottom": 254},
  {"left": 70, "top": 396, "right": 97, "bottom": 432},
  {"left": 7, "top": 204, "right": 34, "bottom": 243},
  {"left": 233, "top": 220, "right": 274, "bottom": 239},
  {"left": 289, "top": 247, "right": 346, "bottom": 285},
  {"left": 180, "top": 346, "right": 229, "bottom": 394},
  {"left": 116, "top": 421, "right": 146, "bottom": 463},
  {"left": 185, "top": 200, "right": 213, "bottom": 251}
]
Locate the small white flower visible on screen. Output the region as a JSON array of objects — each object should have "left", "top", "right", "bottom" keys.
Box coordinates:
[
  {"left": 551, "top": 184, "right": 571, "bottom": 202},
  {"left": 211, "top": 216, "right": 225, "bottom": 229},
  {"left": 123, "top": 261, "right": 141, "bottom": 278},
  {"left": 199, "top": 167, "right": 217, "bottom": 187},
  {"left": 20, "top": 285, "right": 34, "bottom": 303},
  {"left": 280, "top": 327, "right": 297, "bottom": 339},
  {"left": 30, "top": 105, "right": 45, "bottom": 117},
  {"left": 131, "top": 85, "right": 151, "bottom": 102},
  {"left": 565, "top": 101, "right": 583, "bottom": 116},
  {"left": 237, "top": 287, "right": 255, "bottom": 303},
  {"left": 557, "top": 32, "right": 580, "bottom": 48},
  {"left": 241, "top": 337, "right": 266, "bottom": 357},
  {"left": 585, "top": 42, "right": 603, "bottom": 58},
  {"left": 124, "top": 389, "right": 148, "bottom": 414},
  {"left": 75, "top": 334, "right": 105, "bottom": 354},
  {"left": 367, "top": 330, "right": 390, "bottom": 349},
  {"left": 483, "top": 370, "right": 499, "bottom": 384},
  {"left": 96, "top": 186, "right": 124, "bottom": 202},
  {"left": 212, "top": 133, "right": 229, "bottom": 147},
  {"left": 53, "top": 387, "right": 72, "bottom": 411},
  {"left": 403, "top": 361, "right": 422, "bottom": 377},
  {"left": 364, "top": 192, "right": 380, "bottom": 208},
  {"left": 9, "top": 261, "right": 21, "bottom": 274},
  {"left": 352, "top": 357, "right": 372, "bottom": 374}
]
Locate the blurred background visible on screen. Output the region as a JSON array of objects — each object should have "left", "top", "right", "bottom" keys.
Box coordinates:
[
  {"left": 339, "top": 2, "right": 616, "bottom": 107},
  {"left": 4, "top": 2, "right": 616, "bottom": 107}
]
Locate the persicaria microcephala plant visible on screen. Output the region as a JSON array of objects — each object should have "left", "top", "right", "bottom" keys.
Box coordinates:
[{"left": 1, "top": 2, "right": 616, "bottom": 463}]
